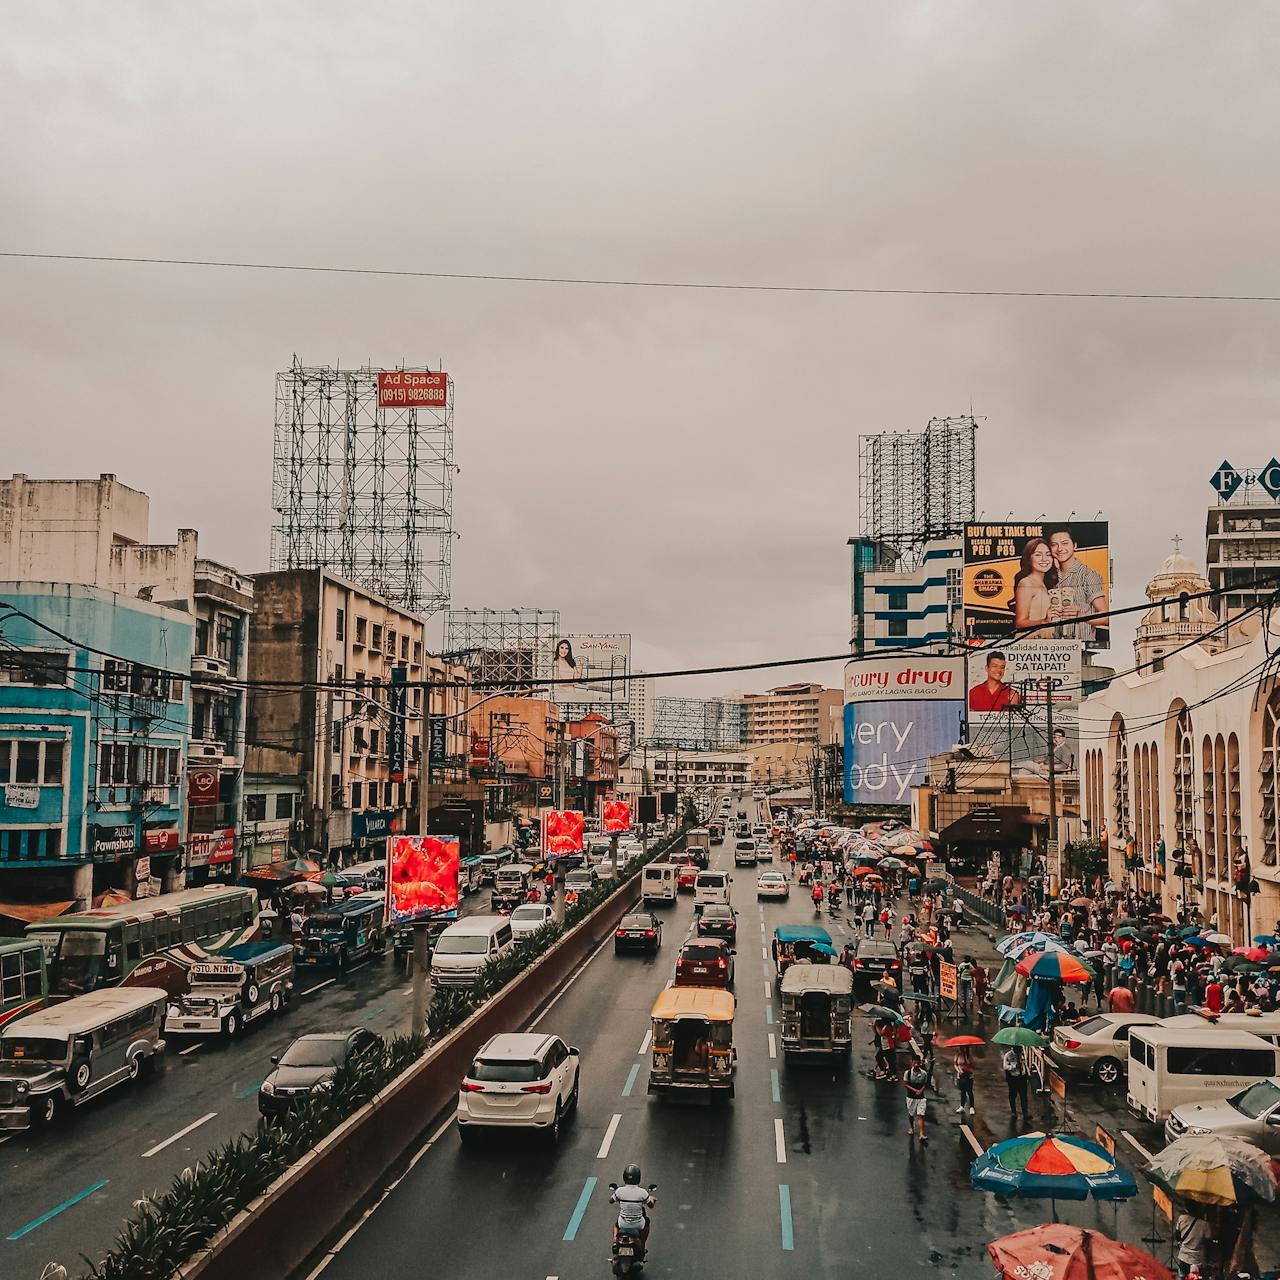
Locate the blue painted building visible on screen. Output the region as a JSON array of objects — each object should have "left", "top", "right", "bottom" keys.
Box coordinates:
[
  {"left": 848, "top": 536, "right": 963, "bottom": 653},
  {"left": 0, "top": 583, "right": 192, "bottom": 911}
]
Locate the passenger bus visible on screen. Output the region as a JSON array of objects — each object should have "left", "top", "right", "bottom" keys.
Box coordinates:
[
  {"left": 0, "top": 939, "right": 48, "bottom": 1029},
  {"left": 25, "top": 887, "right": 259, "bottom": 997}
]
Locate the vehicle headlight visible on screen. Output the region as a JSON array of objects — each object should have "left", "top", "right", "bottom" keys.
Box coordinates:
[
  {"left": 1187, "top": 1125, "right": 1211, "bottom": 1135},
  {"left": 259, "top": 1079, "right": 276, "bottom": 1096},
  {"left": 314, "top": 1077, "right": 334, "bottom": 1092},
  {"left": 16, "top": 1081, "right": 28, "bottom": 1095}
]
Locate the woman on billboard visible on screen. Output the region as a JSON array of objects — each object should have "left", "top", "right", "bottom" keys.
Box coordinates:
[
  {"left": 1012, "top": 537, "right": 1057, "bottom": 630},
  {"left": 553, "top": 639, "right": 585, "bottom": 685}
]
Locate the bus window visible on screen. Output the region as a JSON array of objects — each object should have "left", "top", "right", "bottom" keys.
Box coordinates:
[
  {"left": 140, "top": 920, "right": 156, "bottom": 955},
  {"left": 1167, "top": 1046, "right": 1276, "bottom": 1076},
  {"left": 1, "top": 953, "right": 22, "bottom": 1002},
  {"left": 123, "top": 925, "right": 142, "bottom": 965}
]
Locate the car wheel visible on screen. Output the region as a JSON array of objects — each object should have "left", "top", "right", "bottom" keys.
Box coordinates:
[
  {"left": 458, "top": 1124, "right": 475, "bottom": 1147},
  {"left": 548, "top": 1103, "right": 562, "bottom": 1146},
  {"left": 1093, "top": 1057, "right": 1122, "bottom": 1087},
  {"left": 38, "top": 1093, "right": 61, "bottom": 1125},
  {"left": 224, "top": 1010, "right": 242, "bottom": 1040},
  {"left": 127, "top": 1054, "right": 141, "bottom": 1083},
  {"left": 568, "top": 1070, "right": 580, "bottom": 1113},
  {"left": 270, "top": 991, "right": 283, "bottom": 1016}
]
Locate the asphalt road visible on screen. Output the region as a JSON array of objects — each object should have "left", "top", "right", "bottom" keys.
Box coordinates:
[
  {"left": 1, "top": 879, "right": 502, "bottom": 1278},
  {"left": 303, "top": 797, "right": 1110, "bottom": 1280}
]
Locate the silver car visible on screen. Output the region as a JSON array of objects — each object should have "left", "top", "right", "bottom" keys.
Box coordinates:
[
  {"left": 1047, "top": 1012, "right": 1162, "bottom": 1086},
  {"left": 1165, "top": 1077, "right": 1280, "bottom": 1154}
]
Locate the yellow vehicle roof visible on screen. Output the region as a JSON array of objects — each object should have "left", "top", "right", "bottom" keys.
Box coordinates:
[{"left": 650, "top": 985, "right": 736, "bottom": 1022}]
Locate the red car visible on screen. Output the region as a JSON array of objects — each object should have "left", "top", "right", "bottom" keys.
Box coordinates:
[
  {"left": 674, "top": 940, "right": 735, "bottom": 990},
  {"left": 676, "top": 862, "right": 699, "bottom": 893}
]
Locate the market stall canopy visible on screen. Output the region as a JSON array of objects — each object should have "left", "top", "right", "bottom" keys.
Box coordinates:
[{"left": 0, "top": 899, "right": 74, "bottom": 928}]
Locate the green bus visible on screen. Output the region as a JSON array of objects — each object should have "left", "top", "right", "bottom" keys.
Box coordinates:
[
  {"left": 0, "top": 939, "right": 47, "bottom": 1029},
  {"left": 25, "top": 886, "right": 259, "bottom": 997}
]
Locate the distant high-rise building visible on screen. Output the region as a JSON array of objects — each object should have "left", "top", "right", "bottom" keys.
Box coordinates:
[{"left": 742, "top": 684, "right": 841, "bottom": 748}]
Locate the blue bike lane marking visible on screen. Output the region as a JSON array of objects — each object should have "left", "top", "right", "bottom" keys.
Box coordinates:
[{"left": 562, "top": 1176, "right": 597, "bottom": 1241}]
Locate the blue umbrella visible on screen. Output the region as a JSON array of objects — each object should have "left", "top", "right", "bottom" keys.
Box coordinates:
[
  {"left": 971, "top": 1132, "right": 1138, "bottom": 1203},
  {"left": 1185, "top": 936, "right": 1215, "bottom": 948},
  {"left": 810, "top": 941, "right": 838, "bottom": 956},
  {"left": 1254, "top": 935, "right": 1280, "bottom": 946}
]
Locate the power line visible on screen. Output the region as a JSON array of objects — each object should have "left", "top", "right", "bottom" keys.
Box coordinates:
[{"left": 4, "top": 250, "right": 1280, "bottom": 305}]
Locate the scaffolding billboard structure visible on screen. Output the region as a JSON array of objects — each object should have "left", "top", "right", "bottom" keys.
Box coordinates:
[
  {"left": 858, "top": 416, "right": 978, "bottom": 568},
  {"left": 271, "top": 357, "right": 455, "bottom": 616},
  {"left": 646, "top": 696, "right": 746, "bottom": 751},
  {"left": 442, "top": 608, "right": 561, "bottom": 693}
]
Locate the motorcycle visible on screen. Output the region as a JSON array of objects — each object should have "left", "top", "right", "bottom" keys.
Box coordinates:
[{"left": 607, "top": 1182, "right": 658, "bottom": 1276}]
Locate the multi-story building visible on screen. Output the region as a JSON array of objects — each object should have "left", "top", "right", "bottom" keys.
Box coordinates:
[
  {"left": 1204, "top": 466, "right": 1280, "bottom": 626},
  {"left": 848, "top": 535, "right": 963, "bottom": 653},
  {"left": 0, "top": 582, "right": 191, "bottom": 909},
  {"left": 247, "top": 569, "right": 462, "bottom": 867},
  {"left": 466, "top": 695, "right": 563, "bottom": 808},
  {"left": 0, "top": 474, "right": 252, "bottom": 887},
  {"left": 565, "top": 712, "right": 620, "bottom": 815},
  {"left": 627, "top": 675, "right": 654, "bottom": 746},
  {"left": 742, "top": 683, "right": 842, "bottom": 748},
  {"left": 643, "top": 747, "right": 752, "bottom": 793}
]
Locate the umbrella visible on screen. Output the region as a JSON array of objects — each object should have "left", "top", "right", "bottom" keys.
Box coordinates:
[
  {"left": 1145, "top": 1134, "right": 1278, "bottom": 1206},
  {"left": 938, "top": 1034, "right": 984, "bottom": 1048},
  {"left": 878, "top": 857, "right": 907, "bottom": 871},
  {"left": 998, "top": 930, "right": 1057, "bottom": 955},
  {"left": 852, "top": 866, "right": 882, "bottom": 878},
  {"left": 859, "top": 1003, "right": 906, "bottom": 1024},
  {"left": 1253, "top": 934, "right": 1280, "bottom": 946},
  {"left": 972, "top": 1132, "right": 1138, "bottom": 1202},
  {"left": 810, "top": 941, "right": 838, "bottom": 956},
  {"left": 1233, "top": 946, "right": 1270, "bottom": 962},
  {"left": 1200, "top": 931, "right": 1232, "bottom": 946},
  {"left": 1103, "top": 880, "right": 1117, "bottom": 892},
  {"left": 1006, "top": 903, "right": 1029, "bottom": 915},
  {"left": 987, "top": 1224, "right": 1172, "bottom": 1280},
  {"left": 290, "top": 857, "right": 323, "bottom": 874},
  {"left": 924, "top": 877, "right": 948, "bottom": 891},
  {"left": 1016, "top": 951, "right": 1093, "bottom": 984},
  {"left": 287, "top": 880, "right": 326, "bottom": 897},
  {"left": 991, "top": 1026, "right": 1048, "bottom": 1048},
  {"left": 1069, "top": 896, "right": 1093, "bottom": 907}
]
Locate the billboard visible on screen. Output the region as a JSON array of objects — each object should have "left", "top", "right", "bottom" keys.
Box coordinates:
[
  {"left": 377, "top": 369, "right": 448, "bottom": 409},
  {"left": 387, "top": 835, "right": 460, "bottom": 925},
  {"left": 550, "top": 634, "right": 631, "bottom": 704},
  {"left": 963, "top": 521, "right": 1110, "bottom": 646},
  {"left": 602, "top": 800, "right": 631, "bottom": 833},
  {"left": 967, "top": 639, "right": 1081, "bottom": 781},
  {"left": 637, "top": 794, "right": 658, "bottom": 824},
  {"left": 543, "top": 809, "right": 585, "bottom": 856},
  {"left": 659, "top": 790, "right": 677, "bottom": 817},
  {"left": 844, "top": 655, "right": 965, "bottom": 805}
]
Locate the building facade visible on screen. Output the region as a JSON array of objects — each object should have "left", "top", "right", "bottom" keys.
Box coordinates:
[
  {"left": 0, "top": 583, "right": 192, "bottom": 910},
  {"left": 743, "top": 683, "right": 842, "bottom": 748},
  {"left": 1205, "top": 485, "right": 1280, "bottom": 626},
  {"left": 642, "top": 747, "right": 753, "bottom": 792},
  {"left": 848, "top": 535, "right": 963, "bottom": 653}
]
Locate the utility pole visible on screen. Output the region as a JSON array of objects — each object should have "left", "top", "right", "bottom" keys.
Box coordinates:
[
  {"left": 410, "top": 667, "right": 436, "bottom": 1039},
  {"left": 1044, "top": 676, "right": 1061, "bottom": 896}
]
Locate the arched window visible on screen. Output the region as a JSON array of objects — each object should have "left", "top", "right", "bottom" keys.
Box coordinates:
[
  {"left": 1112, "top": 718, "right": 1130, "bottom": 845},
  {"left": 1173, "top": 706, "right": 1194, "bottom": 855},
  {"left": 1262, "top": 689, "right": 1280, "bottom": 867}
]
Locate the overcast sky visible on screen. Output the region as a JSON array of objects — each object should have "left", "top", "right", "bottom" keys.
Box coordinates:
[{"left": 2, "top": 2, "right": 1276, "bottom": 698}]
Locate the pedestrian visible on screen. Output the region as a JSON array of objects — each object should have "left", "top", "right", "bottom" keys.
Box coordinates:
[
  {"left": 845, "top": 878, "right": 856, "bottom": 908},
  {"left": 954, "top": 1044, "right": 976, "bottom": 1116},
  {"left": 863, "top": 901, "right": 876, "bottom": 938},
  {"left": 879, "top": 905, "right": 891, "bottom": 936},
  {"left": 1107, "top": 980, "right": 1135, "bottom": 1013},
  {"left": 1002, "top": 1044, "right": 1031, "bottom": 1124},
  {"left": 788, "top": 848, "right": 797, "bottom": 880},
  {"left": 1173, "top": 1210, "right": 1212, "bottom": 1280},
  {"left": 973, "top": 961, "right": 989, "bottom": 1009},
  {"left": 1204, "top": 977, "right": 1224, "bottom": 1013},
  {"left": 958, "top": 955, "right": 974, "bottom": 1012},
  {"left": 872, "top": 1019, "right": 896, "bottom": 1080},
  {"left": 903, "top": 1052, "right": 929, "bottom": 1143}
]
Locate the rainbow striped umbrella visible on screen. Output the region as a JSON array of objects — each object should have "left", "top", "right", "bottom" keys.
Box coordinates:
[
  {"left": 1145, "top": 1134, "right": 1277, "bottom": 1206},
  {"left": 1015, "top": 950, "right": 1093, "bottom": 984},
  {"left": 972, "top": 1132, "right": 1137, "bottom": 1202}
]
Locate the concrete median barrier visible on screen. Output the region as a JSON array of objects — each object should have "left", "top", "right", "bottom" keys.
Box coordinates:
[{"left": 176, "top": 872, "right": 646, "bottom": 1280}]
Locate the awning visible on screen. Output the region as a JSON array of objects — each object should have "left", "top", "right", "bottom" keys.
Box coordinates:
[
  {"left": 940, "top": 807, "right": 1037, "bottom": 846},
  {"left": 242, "top": 865, "right": 301, "bottom": 883},
  {"left": 0, "top": 899, "right": 75, "bottom": 927}
]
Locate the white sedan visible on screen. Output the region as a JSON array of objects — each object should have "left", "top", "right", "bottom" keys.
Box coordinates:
[
  {"left": 509, "top": 903, "right": 555, "bottom": 940},
  {"left": 756, "top": 871, "right": 789, "bottom": 900}
]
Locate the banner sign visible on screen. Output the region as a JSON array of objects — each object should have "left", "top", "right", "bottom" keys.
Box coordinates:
[
  {"left": 188, "top": 828, "right": 235, "bottom": 866},
  {"left": 938, "top": 960, "right": 958, "bottom": 1001},
  {"left": 387, "top": 835, "right": 460, "bottom": 925},
  {"left": 845, "top": 656, "right": 964, "bottom": 703},
  {"left": 134, "top": 855, "right": 151, "bottom": 883},
  {"left": 428, "top": 715, "right": 448, "bottom": 765},
  {"left": 188, "top": 769, "right": 221, "bottom": 807},
  {"left": 143, "top": 825, "right": 180, "bottom": 853},
  {"left": 602, "top": 800, "right": 631, "bottom": 833},
  {"left": 543, "top": 809, "right": 585, "bottom": 856},
  {"left": 388, "top": 667, "right": 407, "bottom": 783},
  {"left": 963, "top": 520, "right": 1110, "bottom": 647},
  {"left": 376, "top": 369, "right": 448, "bottom": 409},
  {"left": 550, "top": 634, "right": 631, "bottom": 705},
  {"left": 4, "top": 783, "right": 39, "bottom": 809},
  {"left": 637, "top": 794, "right": 658, "bottom": 824},
  {"left": 90, "top": 823, "right": 138, "bottom": 859}
]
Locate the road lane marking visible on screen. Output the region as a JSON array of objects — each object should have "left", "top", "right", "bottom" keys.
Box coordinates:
[
  {"left": 597, "top": 1113, "right": 622, "bottom": 1159},
  {"left": 142, "top": 1112, "right": 217, "bottom": 1158},
  {"left": 765, "top": 1006, "right": 773, "bottom": 1025},
  {"left": 638, "top": 1029, "right": 651, "bottom": 1055},
  {"left": 770, "top": 1068, "right": 781, "bottom": 1102},
  {"left": 7, "top": 1180, "right": 109, "bottom": 1240},
  {"left": 761, "top": 946, "right": 768, "bottom": 960},
  {"left": 774, "top": 1118, "right": 787, "bottom": 1163},
  {"left": 763, "top": 980, "right": 771, "bottom": 998},
  {"left": 778, "top": 1183, "right": 795, "bottom": 1250},
  {"left": 768, "top": 1033, "right": 777, "bottom": 1058},
  {"left": 532, "top": 933, "right": 616, "bottom": 1027},
  {"left": 1122, "top": 1130, "right": 1154, "bottom": 1162},
  {"left": 960, "top": 1123, "right": 984, "bottom": 1156},
  {"left": 364, "top": 1005, "right": 387, "bottom": 1021},
  {"left": 178, "top": 1042, "right": 204, "bottom": 1056},
  {"left": 303, "top": 978, "right": 337, "bottom": 996},
  {"left": 563, "top": 1177, "right": 597, "bottom": 1241},
  {"left": 237, "top": 1078, "right": 265, "bottom": 1100},
  {"left": 622, "top": 1063, "right": 641, "bottom": 1097}
]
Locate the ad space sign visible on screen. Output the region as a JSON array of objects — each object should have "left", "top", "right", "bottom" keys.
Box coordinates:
[{"left": 843, "top": 656, "right": 963, "bottom": 805}]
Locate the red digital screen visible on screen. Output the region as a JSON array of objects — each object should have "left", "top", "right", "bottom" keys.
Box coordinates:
[
  {"left": 602, "top": 801, "right": 631, "bottom": 834},
  {"left": 544, "top": 810, "right": 585, "bottom": 856},
  {"left": 388, "top": 835, "right": 460, "bottom": 924},
  {"left": 377, "top": 370, "right": 448, "bottom": 409}
]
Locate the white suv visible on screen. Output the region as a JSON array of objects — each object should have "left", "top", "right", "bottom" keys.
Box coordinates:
[{"left": 457, "top": 1032, "right": 581, "bottom": 1145}]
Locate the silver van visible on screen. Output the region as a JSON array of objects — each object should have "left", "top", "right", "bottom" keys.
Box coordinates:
[
  {"left": 430, "top": 916, "right": 515, "bottom": 988},
  {"left": 0, "top": 987, "right": 167, "bottom": 1128}
]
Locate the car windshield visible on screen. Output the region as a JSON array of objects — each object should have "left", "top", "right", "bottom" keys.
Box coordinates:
[
  {"left": 37, "top": 930, "right": 107, "bottom": 996},
  {"left": 682, "top": 945, "right": 724, "bottom": 962},
  {"left": 621, "top": 915, "right": 653, "bottom": 928},
  {"left": 703, "top": 906, "right": 731, "bottom": 919},
  {"left": 1072, "top": 1016, "right": 1112, "bottom": 1037},
  {"left": 1229, "top": 1079, "right": 1280, "bottom": 1120},
  {"left": 434, "top": 935, "right": 489, "bottom": 954},
  {"left": 511, "top": 907, "right": 545, "bottom": 922},
  {"left": 471, "top": 1058, "right": 544, "bottom": 1082},
  {"left": 0, "top": 1035, "right": 66, "bottom": 1062},
  {"left": 280, "top": 1038, "right": 347, "bottom": 1068},
  {"left": 566, "top": 874, "right": 593, "bottom": 889}
]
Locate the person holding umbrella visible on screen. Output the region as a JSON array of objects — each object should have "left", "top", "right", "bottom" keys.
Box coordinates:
[
  {"left": 902, "top": 1051, "right": 929, "bottom": 1145},
  {"left": 1002, "top": 1043, "right": 1031, "bottom": 1124},
  {"left": 945, "top": 1037, "right": 979, "bottom": 1115}
]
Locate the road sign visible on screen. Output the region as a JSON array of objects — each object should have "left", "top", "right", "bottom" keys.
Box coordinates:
[
  {"left": 1094, "top": 1124, "right": 1115, "bottom": 1156},
  {"left": 1153, "top": 1186, "right": 1173, "bottom": 1221},
  {"left": 1048, "top": 1068, "right": 1066, "bottom": 1100}
]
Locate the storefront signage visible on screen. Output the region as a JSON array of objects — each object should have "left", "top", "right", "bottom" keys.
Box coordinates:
[
  {"left": 143, "top": 825, "right": 180, "bottom": 853},
  {"left": 354, "top": 810, "right": 399, "bottom": 840},
  {"left": 188, "top": 769, "right": 221, "bottom": 807},
  {"left": 4, "top": 784, "right": 39, "bottom": 809},
  {"left": 90, "top": 824, "right": 138, "bottom": 859},
  {"left": 388, "top": 667, "right": 408, "bottom": 783},
  {"left": 188, "top": 828, "right": 235, "bottom": 867},
  {"left": 428, "top": 715, "right": 448, "bottom": 765}
]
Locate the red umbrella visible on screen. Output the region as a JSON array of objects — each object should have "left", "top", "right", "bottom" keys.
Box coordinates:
[
  {"left": 1233, "top": 946, "right": 1270, "bottom": 962},
  {"left": 852, "top": 867, "right": 882, "bottom": 879},
  {"left": 988, "top": 1223, "right": 1171, "bottom": 1280},
  {"left": 938, "top": 1035, "right": 984, "bottom": 1048}
]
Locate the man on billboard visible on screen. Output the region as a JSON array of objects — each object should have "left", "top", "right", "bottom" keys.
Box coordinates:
[
  {"left": 968, "top": 652, "right": 1023, "bottom": 712},
  {"left": 1047, "top": 528, "right": 1107, "bottom": 644}
]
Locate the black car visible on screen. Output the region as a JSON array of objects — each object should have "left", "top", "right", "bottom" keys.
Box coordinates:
[
  {"left": 258, "top": 1028, "right": 382, "bottom": 1118},
  {"left": 851, "top": 937, "right": 902, "bottom": 995},
  {"left": 614, "top": 911, "right": 663, "bottom": 954},
  {"left": 696, "top": 903, "right": 738, "bottom": 940}
]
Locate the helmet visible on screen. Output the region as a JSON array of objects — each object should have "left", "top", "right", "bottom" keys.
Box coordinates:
[{"left": 623, "top": 1163, "right": 642, "bottom": 1185}]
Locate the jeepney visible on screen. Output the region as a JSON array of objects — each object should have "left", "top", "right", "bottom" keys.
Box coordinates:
[
  {"left": 771, "top": 925, "right": 834, "bottom": 985},
  {"left": 298, "top": 896, "right": 386, "bottom": 970},
  {"left": 779, "top": 963, "right": 853, "bottom": 1061},
  {"left": 647, "top": 984, "right": 736, "bottom": 1101},
  {"left": 707, "top": 821, "right": 725, "bottom": 846},
  {"left": 459, "top": 855, "right": 485, "bottom": 895},
  {"left": 164, "top": 940, "right": 294, "bottom": 1038},
  {"left": 491, "top": 863, "right": 534, "bottom": 913}
]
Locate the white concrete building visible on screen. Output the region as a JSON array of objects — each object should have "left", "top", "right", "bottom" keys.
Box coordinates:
[{"left": 848, "top": 535, "right": 963, "bottom": 653}]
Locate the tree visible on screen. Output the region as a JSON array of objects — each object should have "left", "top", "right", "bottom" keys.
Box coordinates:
[{"left": 682, "top": 795, "right": 700, "bottom": 828}]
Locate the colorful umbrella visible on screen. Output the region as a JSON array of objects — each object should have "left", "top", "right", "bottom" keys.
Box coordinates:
[
  {"left": 1253, "top": 934, "right": 1280, "bottom": 946},
  {"left": 1145, "top": 1134, "right": 1278, "bottom": 1206},
  {"left": 972, "top": 1132, "right": 1138, "bottom": 1201},
  {"left": 1233, "top": 946, "right": 1270, "bottom": 962},
  {"left": 987, "top": 1224, "right": 1171, "bottom": 1280},
  {"left": 852, "top": 866, "right": 882, "bottom": 878},
  {"left": 991, "top": 1026, "right": 1048, "bottom": 1048},
  {"left": 938, "top": 1034, "right": 984, "bottom": 1048},
  {"left": 997, "top": 930, "right": 1060, "bottom": 956},
  {"left": 1016, "top": 951, "right": 1093, "bottom": 984},
  {"left": 1200, "top": 931, "right": 1232, "bottom": 946},
  {"left": 290, "top": 857, "right": 323, "bottom": 874}
]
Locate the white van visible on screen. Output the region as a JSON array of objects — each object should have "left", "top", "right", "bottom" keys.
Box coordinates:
[
  {"left": 1161, "top": 1011, "right": 1280, "bottom": 1049},
  {"left": 642, "top": 863, "right": 677, "bottom": 906},
  {"left": 694, "top": 870, "right": 731, "bottom": 913},
  {"left": 430, "top": 916, "right": 516, "bottom": 988},
  {"left": 1127, "top": 1024, "right": 1280, "bottom": 1122}
]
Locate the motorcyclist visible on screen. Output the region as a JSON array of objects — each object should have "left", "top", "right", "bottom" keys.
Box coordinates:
[{"left": 610, "top": 1163, "right": 656, "bottom": 1250}]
